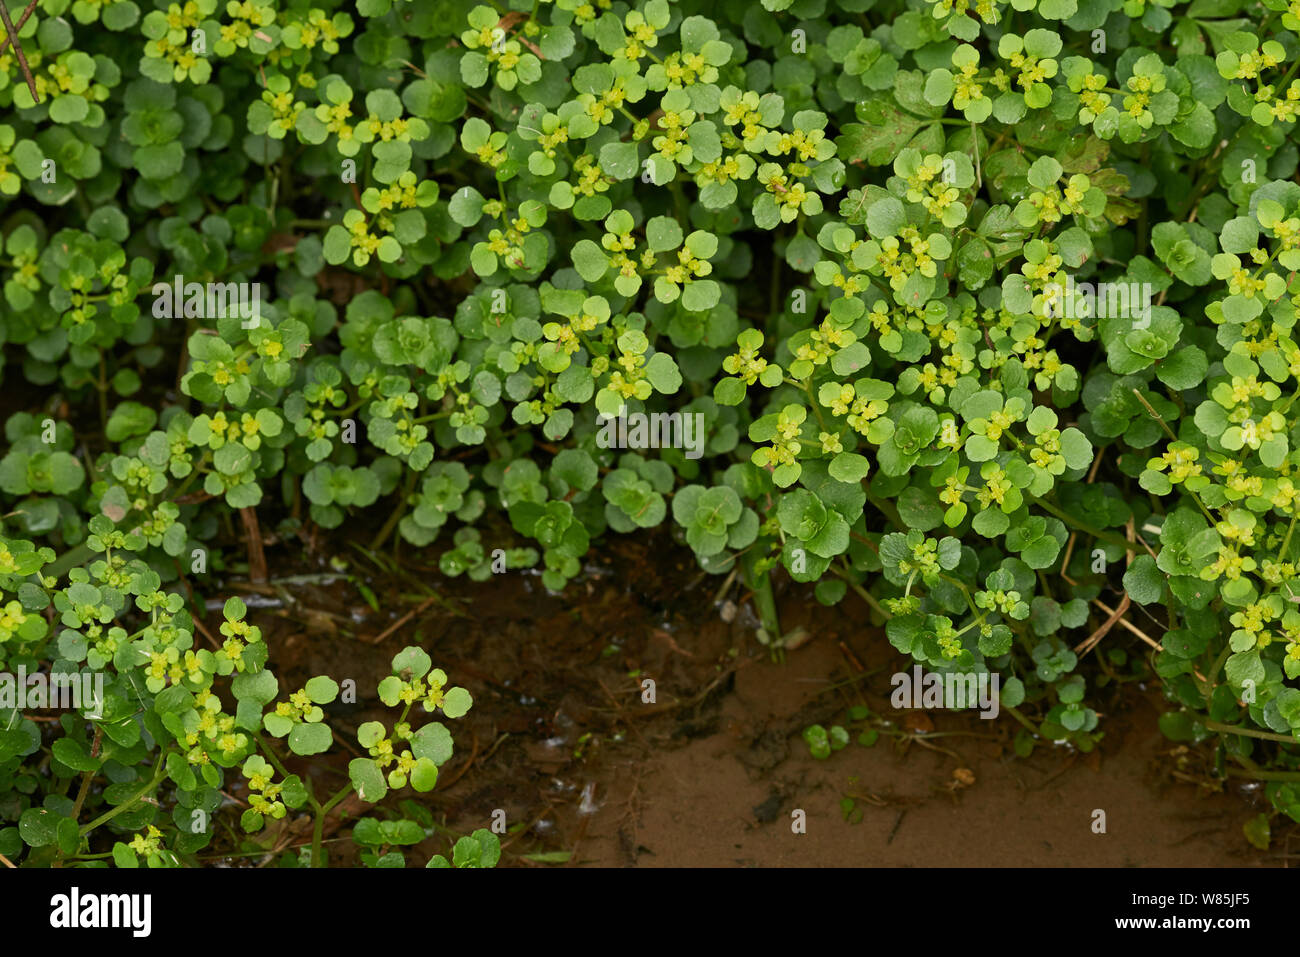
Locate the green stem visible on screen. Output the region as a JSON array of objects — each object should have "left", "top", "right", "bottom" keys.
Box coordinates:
[
  {"left": 1203, "top": 719, "right": 1300, "bottom": 745},
  {"left": 79, "top": 752, "right": 169, "bottom": 836},
  {"left": 257, "top": 732, "right": 313, "bottom": 807},
  {"left": 45, "top": 542, "right": 97, "bottom": 579},
  {"left": 1226, "top": 748, "right": 1300, "bottom": 780},
  {"left": 836, "top": 566, "right": 892, "bottom": 620},
  {"left": 97, "top": 352, "right": 109, "bottom": 433},
  {"left": 1278, "top": 512, "right": 1298, "bottom": 563},
  {"left": 1205, "top": 641, "right": 1232, "bottom": 691},
  {"left": 311, "top": 784, "right": 355, "bottom": 868},
  {"left": 68, "top": 728, "right": 103, "bottom": 828},
  {"left": 1224, "top": 767, "right": 1300, "bottom": 781},
  {"left": 740, "top": 548, "right": 782, "bottom": 647},
  {"left": 1130, "top": 388, "right": 1217, "bottom": 522},
  {"left": 768, "top": 244, "right": 782, "bottom": 326},
  {"left": 369, "top": 469, "right": 419, "bottom": 551},
  {"left": 1033, "top": 497, "right": 1133, "bottom": 550},
  {"left": 1002, "top": 704, "right": 1041, "bottom": 736}
]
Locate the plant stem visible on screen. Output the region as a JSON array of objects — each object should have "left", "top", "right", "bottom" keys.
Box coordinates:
[
  {"left": 740, "top": 548, "right": 781, "bottom": 647},
  {"left": 98, "top": 353, "right": 109, "bottom": 433},
  {"left": 79, "top": 752, "right": 169, "bottom": 836},
  {"left": 1130, "top": 388, "right": 1217, "bottom": 522},
  {"left": 256, "top": 732, "right": 310, "bottom": 805},
  {"left": 1002, "top": 704, "right": 1041, "bottom": 736},
  {"left": 1203, "top": 719, "right": 1299, "bottom": 745},
  {"left": 1226, "top": 749, "right": 1300, "bottom": 780},
  {"left": 311, "top": 784, "right": 354, "bottom": 868},
  {"left": 69, "top": 728, "right": 103, "bottom": 824},
  {"left": 1225, "top": 766, "right": 1300, "bottom": 781},
  {"left": 1033, "top": 497, "right": 1133, "bottom": 550},
  {"left": 836, "top": 566, "right": 892, "bottom": 620},
  {"left": 369, "top": 469, "right": 419, "bottom": 550},
  {"left": 1204, "top": 641, "right": 1232, "bottom": 692},
  {"left": 1278, "top": 512, "right": 1298, "bottom": 562}
]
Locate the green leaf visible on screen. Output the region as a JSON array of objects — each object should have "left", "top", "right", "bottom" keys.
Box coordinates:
[
  {"left": 599, "top": 141, "right": 639, "bottom": 180},
  {"left": 289, "top": 722, "right": 333, "bottom": 756},
  {"left": 1156, "top": 347, "right": 1207, "bottom": 390},
  {"left": 1219, "top": 216, "right": 1259, "bottom": 254},
  {"left": 52, "top": 738, "right": 101, "bottom": 772},
  {"left": 571, "top": 240, "right": 608, "bottom": 282},
  {"left": 411, "top": 722, "right": 454, "bottom": 765},
  {"left": 232, "top": 669, "right": 279, "bottom": 704},
  {"left": 644, "top": 353, "right": 682, "bottom": 393},
  {"left": 451, "top": 829, "right": 501, "bottom": 867},
  {"left": 410, "top": 757, "right": 439, "bottom": 791},
  {"left": 646, "top": 216, "right": 683, "bottom": 252},
  {"left": 441, "top": 687, "right": 473, "bottom": 719},
  {"left": 449, "top": 186, "right": 486, "bottom": 226},
  {"left": 349, "top": 758, "right": 389, "bottom": 803},
  {"left": 866, "top": 197, "right": 906, "bottom": 237},
  {"left": 19, "top": 808, "right": 60, "bottom": 847},
  {"left": 1027, "top": 156, "right": 1063, "bottom": 190},
  {"left": 1122, "top": 554, "right": 1164, "bottom": 604},
  {"left": 392, "top": 646, "right": 431, "bottom": 679},
  {"left": 305, "top": 676, "right": 339, "bottom": 704},
  {"left": 828, "top": 452, "right": 870, "bottom": 483},
  {"left": 1059, "top": 428, "right": 1093, "bottom": 470}
]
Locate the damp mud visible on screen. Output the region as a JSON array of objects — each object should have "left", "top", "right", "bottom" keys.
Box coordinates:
[{"left": 221, "top": 527, "right": 1288, "bottom": 868}]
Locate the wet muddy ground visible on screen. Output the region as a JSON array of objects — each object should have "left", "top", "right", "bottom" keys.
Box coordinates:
[{"left": 227, "top": 526, "right": 1290, "bottom": 868}]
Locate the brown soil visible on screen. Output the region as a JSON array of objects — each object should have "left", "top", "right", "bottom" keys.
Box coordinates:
[{"left": 238, "top": 527, "right": 1290, "bottom": 868}]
